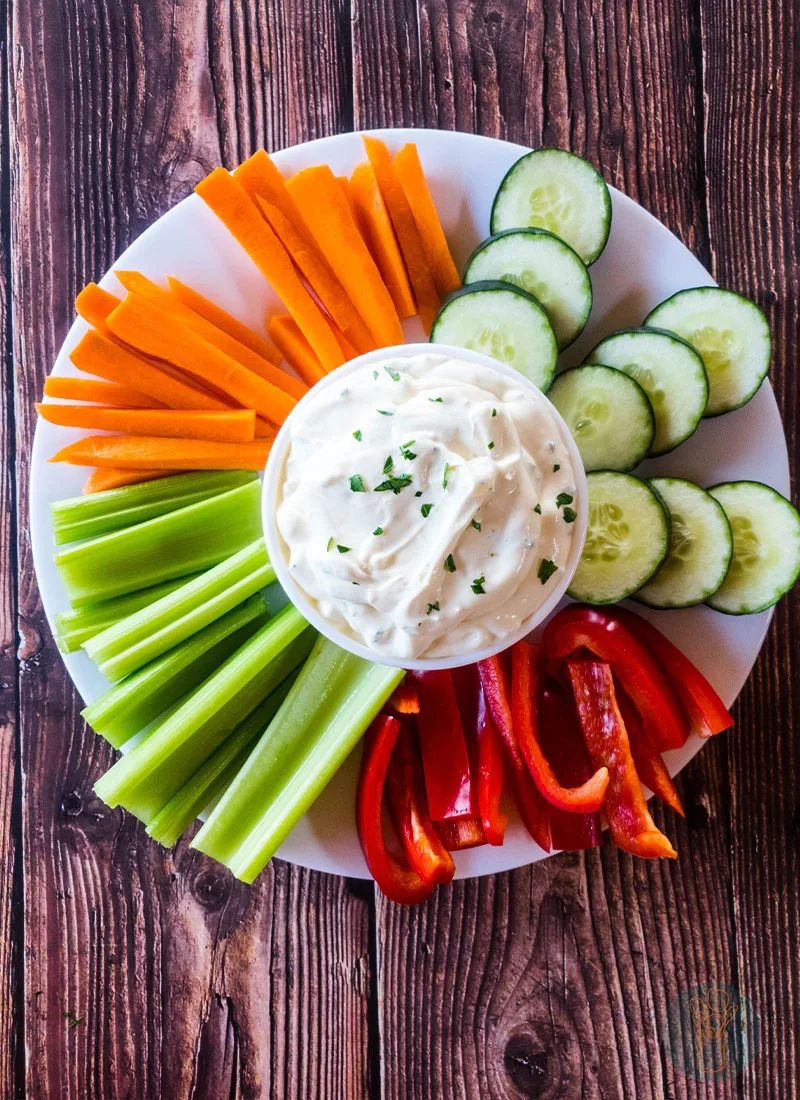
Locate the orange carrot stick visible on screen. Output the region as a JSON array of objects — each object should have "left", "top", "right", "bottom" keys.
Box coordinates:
[
  {"left": 234, "top": 150, "right": 305, "bottom": 239},
  {"left": 75, "top": 283, "right": 121, "bottom": 331},
  {"left": 36, "top": 403, "right": 256, "bottom": 443},
  {"left": 83, "top": 468, "right": 176, "bottom": 494},
  {"left": 337, "top": 175, "right": 361, "bottom": 225},
  {"left": 286, "top": 165, "right": 404, "bottom": 347},
  {"left": 106, "top": 293, "right": 297, "bottom": 425},
  {"left": 394, "top": 144, "right": 461, "bottom": 298},
  {"left": 113, "top": 270, "right": 306, "bottom": 401},
  {"left": 327, "top": 318, "right": 360, "bottom": 361},
  {"left": 50, "top": 435, "right": 274, "bottom": 471},
  {"left": 166, "top": 276, "right": 279, "bottom": 362},
  {"left": 43, "top": 376, "right": 167, "bottom": 408},
  {"left": 348, "top": 163, "right": 416, "bottom": 321},
  {"left": 363, "top": 136, "right": 441, "bottom": 334},
  {"left": 70, "top": 330, "right": 233, "bottom": 412},
  {"left": 267, "top": 315, "right": 327, "bottom": 385},
  {"left": 195, "top": 168, "right": 344, "bottom": 371}
]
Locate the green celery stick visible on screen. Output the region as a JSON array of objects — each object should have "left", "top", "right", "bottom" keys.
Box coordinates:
[
  {"left": 192, "top": 637, "right": 404, "bottom": 882},
  {"left": 51, "top": 471, "right": 257, "bottom": 545},
  {"left": 93, "top": 605, "right": 314, "bottom": 824},
  {"left": 54, "top": 573, "right": 202, "bottom": 653},
  {"left": 82, "top": 593, "right": 269, "bottom": 748},
  {"left": 84, "top": 539, "right": 275, "bottom": 682},
  {"left": 146, "top": 673, "right": 298, "bottom": 847},
  {"left": 55, "top": 479, "right": 263, "bottom": 606}
]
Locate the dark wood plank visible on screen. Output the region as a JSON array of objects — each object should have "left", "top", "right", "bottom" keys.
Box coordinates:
[
  {"left": 700, "top": 1, "right": 800, "bottom": 1094},
  {"left": 8, "top": 1, "right": 368, "bottom": 1097}
]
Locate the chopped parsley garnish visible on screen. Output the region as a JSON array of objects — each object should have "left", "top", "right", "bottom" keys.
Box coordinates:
[
  {"left": 326, "top": 537, "right": 335, "bottom": 552},
  {"left": 377, "top": 409, "right": 394, "bottom": 416},
  {"left": 442, "top": 463, "right": 451, "bottom": 490},
  {"left": 352, "top": 581, "right": 360, "bottom": 586},
  {"left": 383, "top": 455, "right": 394, "bottom": 474},
  {"left": 374, "top": 474, "right": 413, "bottom": 495},
  {"left": 488, "top": 441, "right": 495, "bottom": 450},
  {"left": 563, "top": 506, "right": 577, "bottom": 524},
  {"left": 337, "top": 545, "right": 352, "bottom": 554},
  {"left": 353, "top": 429, "right": 362, "bottom": 442},
  {"left": 414, "top": 491, "right": 423, "bottom": 497},
  {"left": 426, "top": 601, "right": 440, "bottom": 615},
  {"left": 492, "top": 408, "right": 497, "bottom": 417},
  {"left": 384, "top": 365, "right": 401, "bottom": 382},
  {"left": 538, "top": 558, "right": 558, "bottom": 584},
  {"left": 429, "top": 396, "right": 443, "bottom": 403},
  {"left": 533, "top": 503, "right": 542, "bottom": 515},
  {"left": 373, "top": 526, "right": 384, "bottom": 536},
  {"left": 373, "top": 370, "right": 379, "bottom": 380},
  {"left": 471, "top": 518, "right": 481, "bottom": 531},
  {"left": 553, "top": 463, "right": 561, "bottom": 472},
  {"left": 556, "top": 492, "right": 574, "bottom": 507},
  {"left": 349, "top": 474, "right": 366, "bottom": 493},
  {"left": 421, "top": 503, "right": 433, "bottom": 518},
  {"left": 443, "top": 553, "right": 456, "bottom": 573},
  {"left": 400, "top": 440, "right": 417, "bottom": 460},
  {"left": 471, "top": 575, "right": 486, "bottom": 595}
]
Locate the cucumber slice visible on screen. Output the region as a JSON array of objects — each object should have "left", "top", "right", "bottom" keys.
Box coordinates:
[
  {"left": 568, "top": 471, "right": 669, "bottom": 604},
  {"left": 634, "top": 478, "right": 733, "bottom": 608},
  {"left": 548, "top": 365, "right": 654, "bottom": 472},
  {"left": 430, "top": 280, "right": 558, "bottom": 392},
  {"left": 644, "top": 287, "right": 771, "bottom": 416},
  {"left": 464, "top": 229, "right": 592, "bottom": 349},
  {"left": 706, "top": 481, "right": 800, "bottom": 614},
  {"left": 584, "top": 328, "right": 708, "bottom": 455},
  {"left": 490, "top": 149, "right": 612, "bottom": 265}
]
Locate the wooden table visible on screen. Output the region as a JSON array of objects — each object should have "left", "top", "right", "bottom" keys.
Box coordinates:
[{"left": 1, "top": 1, "right": 797, "bottom": 1096}]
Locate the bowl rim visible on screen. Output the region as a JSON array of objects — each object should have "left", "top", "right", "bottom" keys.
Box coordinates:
[{"left": 262, "top": 342, "right": 588, "bottom": 670}]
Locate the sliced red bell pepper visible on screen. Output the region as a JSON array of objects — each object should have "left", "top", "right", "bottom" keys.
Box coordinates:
[
  {"left": 435, "top": 817, "right": 486, "bottom": 851},
  {"left": 511, "top": 640, "right": 609, "bottom": 813},
  {"left": 411, "top": 670, "right": 476, "bottom": 823},
  {"left": 567, "top": 660, "right": 677, "bottom": 859},
  {"left": 356, "top": 714, "right": 433, "bottom": 904},
  {"left": 610, "top": 606, "right": 733, "bottom": 738},
  {"left": 538, "top": 678, "right": 602, "bottom": 851},
  {"left": 385, "top": 721, "right": 455, "bottom": 884},
  {"left": 478, "top": 655, "right": 551, "bottom": 852},
  {"left": 388, "top": 678, "right": 420, "bottom": 715},
  {"left": 544, "top": 605, "right": 689, "bottom": 751},
  {"left": 616, "top": 685, "right": 684, "bottom": 817},
  {"left": 451, "top": 664, "right": 507, "bottom": 846}
]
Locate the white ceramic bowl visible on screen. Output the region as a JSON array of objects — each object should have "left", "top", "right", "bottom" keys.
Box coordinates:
[{"left": 262, "top": 343, "right": 588, "bottom": 670}]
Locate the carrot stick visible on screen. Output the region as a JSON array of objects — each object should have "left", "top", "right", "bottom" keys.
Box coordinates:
[
  {"left": 328, "top": 318, "right": 360, "bottom": 360},
  {"left": 394, "top": 144, "right": 461, "bottom": 297},
  {"left": 166, "top": 276, "right": 279, "bottom": 362},
  {"left": 286, "top": 165, "right": 404, "bottom": 347},
  {"left": 106, "top": 293, "right": 297, "bottom": 425},
  {"left": 234, "top": 150, "right": 306, "bottom": 240},
  {"left": 43, "top": 376, "right": 167, "bottom": 409},
  {"left": 267, "top": 315, "right": 326, "bottom": 386},
  {"left": 256, "top": 198, "right": 376, "bottom": 355},
  {"left": 337, "top": 175, "right": 361, "bottom": 226},
  {"left": 36, "top": 403, "right": 256, "bottom": 443},
  {"left": 362, "top": 136, "right": 441, "bottom": 334},
  {"left": 84, "top": 468, "right": 177, "bottom": 494},
  {"left": 114, "top": 270, "right": 306, "bottom": 400},
  {"left": 348, "top": 164, "right": 416, "bottom": 321},
  {"left": 70, "top": 330, "right": 233, "bottom": 412},
  {"left": 195, "top": 168, "right": 344, "bottom": 371},
  {"left": 75, "top": 283, "right": 121, "bottom": 331},
  {"left": 50, "top": 435, "right": 274, "bottom": 471}
]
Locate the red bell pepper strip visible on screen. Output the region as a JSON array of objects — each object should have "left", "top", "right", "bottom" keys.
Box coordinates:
[
  {"left": 411, "top": 670, "right": 476, "bottom": 823},
  {"left": 388, "top": 678, "right": 420, "bottom": 715},
  {"left": 544, "top": 606, "right": 689, "bottom": 751},
  {"left": 356, "top": 714, "right": 434, "bottom": 904},
  {"left": 610, "top": 606, "right": 733, "bottom": 738},
  {"left": 478, "top": 655, "right": 552, "bottom": 852},
  {"left": 616, "top": 686, "right": 684, "bottom": 817},
  {"left": 538, "top": 678, "right": 602, "bottom": 850},
  {"left": 450, "top": 664, "right": 507, "bottom": 846},
  {"left": 385, "top": 721, "right": 455, "bottom": 884},
  {"left": 435, "top": 817, "right": 486, "bottom": 851},
  {"left": 567, "top": 661, "right": 677, "bottom": 859},
  {"left": 511, "top": 640, "right": 609, "bottom": 813}
]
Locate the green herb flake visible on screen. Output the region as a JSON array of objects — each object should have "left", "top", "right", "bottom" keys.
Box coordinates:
[
  {"left": 382, "top": 454, "right": 394, "bottom": 475},
  {"left": 426, "top": 601, "right": 440, "bottom": 615},
  {"left": 373, "top": 526, "right": 384, "bottom": 536},
  {"left": 492, "top": 408, "right": 497, "bottom": 417},
  {"left": 337, "top": 545, "right": 352, "bottom": 554},
  {"left": 349, "top": 474, "right": 366, "bottom": 493},
  {"left": 488, "top": 441, "right": 495, "bottom": 450},
  {"left": 415, "top": 491, "right": 423, "bottom": 497},
  {"left": 429, "top": 396, "right": 443, "bottom": 403},
  {"left": 553, "top": 463, "right": 561, "bottom": 472},
  {"left": 533, "top": 503, "right": 542, "bottom": 515},
  {"left": 421, "top": 503, "right": 433, "bottom": 518},
  {"left": 563, "top": 507, "right": 578, "bottom": 524},
  {"left": 384, "top": 365, "right": 401, "bottom": 382},
  {"left": 442, "top": 463, "right": 451, "bottom": 490},
  {"left": 377, "top": 409, "right": 394, "bottom": 416},
  {"left": 353, "top": 429, "right": 362, "bottom": 442},
  {"left": 373, "top": 370, "right": 379, "bottom": 380},
  {"left": 471, "top": 518, "right": 481, "bottom": 531},
  {"left": 400, "top": 440, "right": 417, "bottom": 460},
  {"left": 374, "top": 474, "right": 413, "bottom": 495},
  {"left": 471, "top": 575, "right": 486, "bottom": 595},
  {"left": 326, "top": 537, "right": 335, "bottom": 552},
  {"left": 443, "top": 553, "right": 456, "bottom": 573},
  {"left": 538, "top": 558, "right": 558, "bottom": 584},
  {"left": 556, "top": 492, "right": 574, "bottom": 508}
]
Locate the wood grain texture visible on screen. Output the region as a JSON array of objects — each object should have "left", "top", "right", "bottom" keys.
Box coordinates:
[{"left": 7, "top": 1, "right": 368, "bottom": 1097}]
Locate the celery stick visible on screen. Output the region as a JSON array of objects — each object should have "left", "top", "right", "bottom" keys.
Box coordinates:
[
  {"left": 84, "top": 539, "right": 275, "bottom": 682},
  {"left": 146, "top": 673, "right": 297, "bottom": 847},
  {"left": 55, "top": 479, "right": 262, "bottom": 606},
  {"left": 51, "top": 471, "right": 257, "bottom": 545},
  {"left": 82, "top": 594, "right": 269, "bottom": 748},
  {"left": 54, "top": 573, "right": 201, "bottom": 653},
  {"left": 192, "top": 637, "right": 404, "bottom": 882},
  {"left": 93, "top": 605, "right": 314, "bottom": 823}
]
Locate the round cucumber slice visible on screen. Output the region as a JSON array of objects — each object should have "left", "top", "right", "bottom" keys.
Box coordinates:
[
  {"left": 430, "top": 280, "right": 558, "bottom": 392},
  {"left": 706, "top": 481, "right": 800, "bottom": 614},
  {"left": 644, "top": 287, "right": 771, "bottom": 417},
  {"left": 634, "top": 478, "right": 733, "bottom": 608},
  {"left": 584, "top": 327, "right": 708, "bottom": 455},
  {"left": 548, "top": 365, "right": 654, "bottom": 472},
  {"left": 568, "top": 471, "right": 669, "bottom": 604},
  {"left": 464, "top": 229, "right": 592, "bottom": 349},
  {"left": 490, "top": 148, "right": 612, "bottom": 265}
]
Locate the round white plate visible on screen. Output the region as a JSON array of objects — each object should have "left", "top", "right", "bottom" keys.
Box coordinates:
[{"left": 31, "top": 129, "right": 789, "bottom": 879}]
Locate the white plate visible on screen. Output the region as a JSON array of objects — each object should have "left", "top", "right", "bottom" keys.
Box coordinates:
[{"left": 30, "top": 129, "right": 789, "bottom": 879}]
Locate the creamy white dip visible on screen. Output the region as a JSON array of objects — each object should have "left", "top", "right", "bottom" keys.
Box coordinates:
[{"left": 276, "top": 353, "right": 578, "bottom": 659}]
